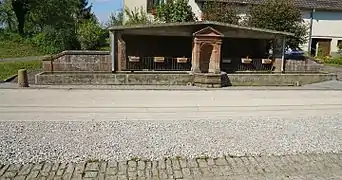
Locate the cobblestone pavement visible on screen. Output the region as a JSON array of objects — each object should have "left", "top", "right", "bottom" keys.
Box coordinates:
[{"left": 1, "top": 153, "right": 341, "bottom": 180}]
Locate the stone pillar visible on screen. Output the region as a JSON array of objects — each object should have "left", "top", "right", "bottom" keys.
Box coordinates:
[
  {"left": 110, "top": 31, "right": 116, "bottom": 72},
  {"left": 18, "top": 69, "right": 29, "bottom": 87},
  {"left": 209, "top": 41, "right": 221, "bottom": 74},
  {"left": 42, "top": 60, "right": 53, "bottom": 72},
  {"left": 191, "top": 39, "right": 201, "bottom": 73},
  {"left": 273, "top": 58, "right": 283, "bottom": 72},
  {"left": 272, "top": 38, "right": 283, "bottom": 72},
  {"left": 117, "top": 33, "right": 126, "bottom": 71}
]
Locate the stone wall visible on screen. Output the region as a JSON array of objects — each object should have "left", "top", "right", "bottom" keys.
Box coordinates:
[
  {"left": 35, "top": 72, "right": 336, "bottom": 86},
  {"left": 285, "top": 59, "right": 323, "bottom": 72},
  {"left": 225, "top": 73, "right": 336, "bottom": 86},
  {"left": 36, "top": 72, "right": 193, "bottom": 85},
  {"left": 42, "top": 51, "right": 111, "bottom": 72},
  {"left": 273, "top": 58, "right": 323, "bottom": 72}
]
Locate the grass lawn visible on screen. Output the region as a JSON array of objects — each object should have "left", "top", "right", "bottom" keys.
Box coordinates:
[
  {"left": 0, "top": 60, "right": 41, "bottom": 80},
  {"left": 0, "top": 39, "right": 43, "bottom": 59},
  {"left": 326, "top": 56, "right": 342, "bottom": 66}
]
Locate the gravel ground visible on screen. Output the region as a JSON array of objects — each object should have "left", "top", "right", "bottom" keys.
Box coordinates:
[{"left": 1, "top": 115, "right": 341, "bottom": 164}]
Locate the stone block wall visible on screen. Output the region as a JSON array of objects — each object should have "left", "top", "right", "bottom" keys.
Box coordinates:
[
  {"left": 42, "top": 51, "right": 111, "bottom": 72},
  {"left": 36, "top": 72, "right": 193, "bottom": 85},
  {"left": 284, "top": 59, "right": 323, "bottom": 72},
  {"left": 273, "top": 58, "right": 323, "bottom": 72},
  {"left": 225, "top": 73, "right": 336, "bottom": 86},
  {"left": 35, "top": 72, "right": 336, "bottom": 86}
]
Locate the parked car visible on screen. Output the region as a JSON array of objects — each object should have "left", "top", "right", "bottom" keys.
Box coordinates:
[
  {"left": 285, "top": 48, "right": 305, "bottom": 60},
  {"left": 285, "top": 48, "right": 304, "bottom": 56}
]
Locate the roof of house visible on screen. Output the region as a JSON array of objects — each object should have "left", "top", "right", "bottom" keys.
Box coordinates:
[
  {"left": 109, "top": 21, "right": 293, "bottom": 37},
  {"left": 196, "top": 0, "right": 342, "bottom": 11}
]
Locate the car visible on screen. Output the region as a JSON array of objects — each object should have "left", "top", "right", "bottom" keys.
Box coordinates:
[
  {"left": 285, "top": 48, "right": 304, "bottom": 56},
  {"left": 285, "top": 48, "right": 305, "bottom": 60}
]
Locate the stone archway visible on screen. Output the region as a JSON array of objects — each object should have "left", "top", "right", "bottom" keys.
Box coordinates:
[
  {"left": 199, "top": 43, "right": 213, "bottom": 73},
  {"left": 191, "top": 26, "right": 223, "bottom": 74}
]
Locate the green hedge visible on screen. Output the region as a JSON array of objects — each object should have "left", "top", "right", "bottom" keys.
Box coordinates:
[{"left": 327, "top": 56, "right": 342, "bottom": 65}]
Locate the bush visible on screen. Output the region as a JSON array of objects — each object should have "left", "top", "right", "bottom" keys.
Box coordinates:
[
  {"left": 338, "top": 43, "right": 342, "bottom": 55},
  {"left": 327, "top": 56, "right": 342, "bottom": 65},
  {"left": 0, "top": 32, "right": 42, "bottom": 58},
  {"left": 202, "top": 1, "right": 239, "bottom": 24},
  {"left": 124, "top": 7, "right": 152, "bottom": 25},
  {"left": 155, "top": 0, "right": 196, "bottom": 23},
  {"left": 0, "top": 31, "right": 25, "bottom": 43},
  {"left": 106, "top": 10, "right": 124, "bottom": 27},
  {"left": 31, "top": 26, "right": 79, "bottom": 54},
  {"left": 77, "top": 20, "right": 107, "bottom": 50}
]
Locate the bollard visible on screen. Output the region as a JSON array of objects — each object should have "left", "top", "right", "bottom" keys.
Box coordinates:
[{"left": 18, "top": 69, "right": 29, "bottom": 87}]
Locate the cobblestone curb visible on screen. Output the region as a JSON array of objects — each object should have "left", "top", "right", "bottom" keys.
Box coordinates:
[{"left": 0, "top": 153, "right": 341, "bottom": 180}]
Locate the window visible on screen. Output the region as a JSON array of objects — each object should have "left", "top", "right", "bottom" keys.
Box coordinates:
[{"left": 147, "top": 0, "right": 164, "bottom": 13}]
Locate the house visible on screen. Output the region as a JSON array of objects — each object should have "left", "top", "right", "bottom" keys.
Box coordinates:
[{"left": 123, "top": 0, "right": 342, "bottom": 57}]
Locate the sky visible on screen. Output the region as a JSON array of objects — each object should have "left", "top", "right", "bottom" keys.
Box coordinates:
[{"left": 90, "top": 0, "right": 123, "bottom": 23}]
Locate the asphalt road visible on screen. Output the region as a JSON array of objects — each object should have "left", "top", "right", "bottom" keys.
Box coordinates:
[
  {"left": 0, "top": 89, "right": 342, "bottom": 180},
  {"left": 0, "top": 89, "right": 341, "bottom": 121}
]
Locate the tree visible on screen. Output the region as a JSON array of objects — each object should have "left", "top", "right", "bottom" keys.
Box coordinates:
[
  {"left": 247, "top": 0, "right": 308, "bottom": 48},
  {"left": 1, "top": 0, "right": 108, "bottom": 53},
  {"left": 77, "top": 19, "right": 106, "bottom": 50},
  {"left": 11, "top": 0, "right": 35, "bottom": 35},
  {"left": 77, "top": 0, "right": 94, "bottom": 21},
  {"left": 0, "top": 0, "right": 17, "bottom": 31},
  {"left": 124, "top": 7, "right": 151, "bottom": 25},
  {"left": 202, "top": 1, "right": 239, "bottom": 24},
  {"left": 31, "top": 25, "right": 79, "bottom": 53},
  {"left": 28, "top": 0, "right": 79, "bottom": 30},
  {"left": 154, "top": 0, "right": 196, "bottom": 23},
  {"left": 28, "top": 0, "right": 82, "bottom": 53},
  {"left": 106, "top": 10, "right": 123, "bottom": 27}
]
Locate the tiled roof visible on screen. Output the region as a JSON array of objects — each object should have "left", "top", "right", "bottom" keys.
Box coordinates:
[{"left": 196, "top": 0, "right": 342, "bottom": 11}]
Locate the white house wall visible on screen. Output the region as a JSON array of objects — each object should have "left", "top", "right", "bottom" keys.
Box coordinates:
[
  {"left": 124, "top": 0, "right": 146, "bottom": 10},
  {"left": 188, "top": 0, "right": 202, "bottom": 20},
  {"left": 302, "top": 10, "right": 342, "bottom": 55}
]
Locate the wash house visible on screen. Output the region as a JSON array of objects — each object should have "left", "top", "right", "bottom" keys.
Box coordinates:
[{"left": 109, "top": 21, "right": 292, "bottom": 74}]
